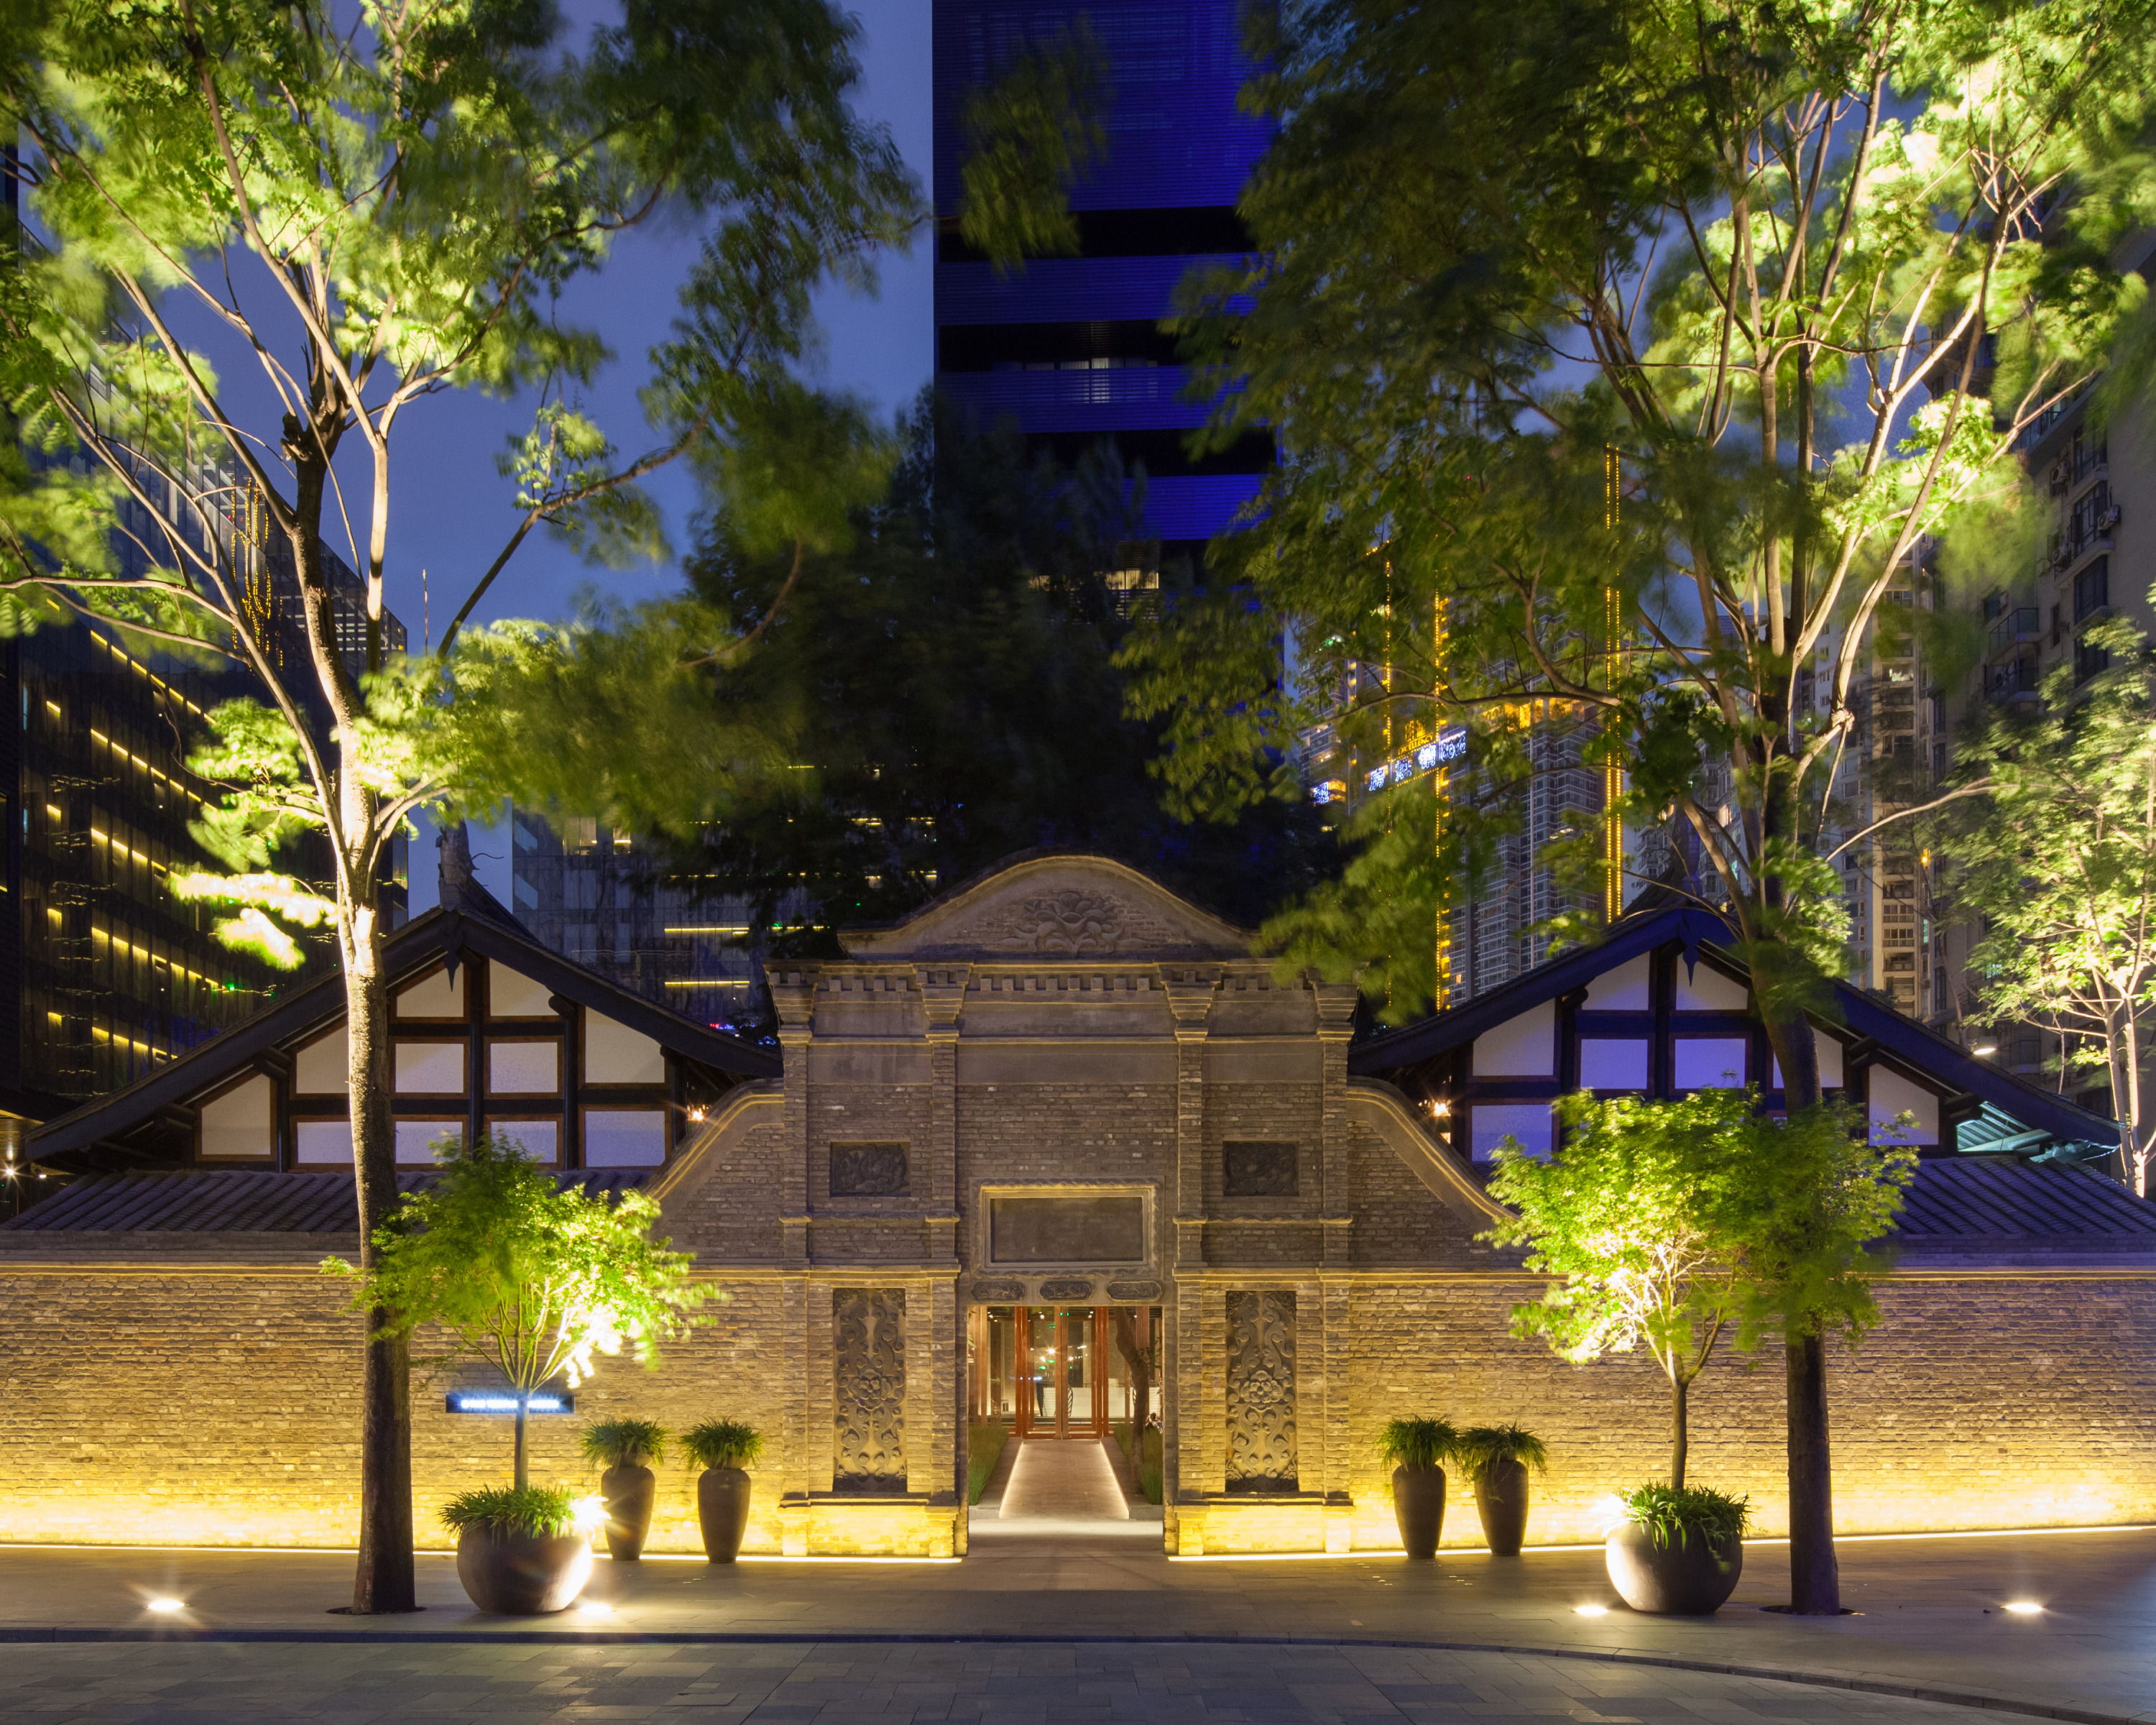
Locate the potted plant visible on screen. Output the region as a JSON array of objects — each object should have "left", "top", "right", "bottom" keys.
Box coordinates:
[
  {"left": 683, "top": 1419, "right": 764, "bottom": 1562},
  {"left": 581, "top": 1418, "right": 668, "bottom": 1561},
  {"left": 1455, "top": 1424, "right": 1547, "bottom": 1555},
  {"left": 1604, "top": 1483, "right": 1750, "bottom": 1615},
  {"left": 327, "top": 1133, "right": 708, "bottom": 1613},
  {"left": 441, "top": 1485, "right": 596, "bottom": 1615},
  {"left": 1377, "top": 1417, "right": 1457, "bottom": 1558}
]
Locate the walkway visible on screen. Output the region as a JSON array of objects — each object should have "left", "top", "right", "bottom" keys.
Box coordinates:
[
  {"left": 0, "top": 1527, "right": 2148, "bottom": 1722},
  {"left": 972, "top": 1439, "right": 1154, "bottom": 1543}
]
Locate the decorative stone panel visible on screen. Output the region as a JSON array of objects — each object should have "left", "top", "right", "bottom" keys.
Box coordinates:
[
  {"left": 1038, "top": 1277, "right": 1095, "bottom": 1301},
  {"left": 1225, "top": 1289, "right": 1297, "bottom": 1493},
  {"left": 1105, "top": 1279, "right": 1164, "bottom": 1302},
  {"left": 969, "top": 1279, "right": 1026, "bottom": 1303},
  {"left": 1223, "top": 1141, "right": 1299, "bottom": 1197},
  {"left": 829, "top": 1141, "right": 908, "bottom": 1196},
  {"left": 833, "top": 1288, "right": 906, "bottom": 1492}
]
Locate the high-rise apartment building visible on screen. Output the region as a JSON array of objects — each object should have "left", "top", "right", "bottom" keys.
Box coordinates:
[
  {"left": 1, "top": 447, "right": 405, "bottom": 1133},
  {"left": 932, "top": 0, "right": 1273, "bottom": 586}
]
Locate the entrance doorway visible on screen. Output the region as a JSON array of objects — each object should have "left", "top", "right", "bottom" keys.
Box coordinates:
[{"left": 967, "top": 1305, "right": 1159, "bottom": 1440}]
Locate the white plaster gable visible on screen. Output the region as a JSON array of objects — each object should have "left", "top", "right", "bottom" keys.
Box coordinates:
[{"left": 839, "top": 855, "right": 1252, "bottom": 962}]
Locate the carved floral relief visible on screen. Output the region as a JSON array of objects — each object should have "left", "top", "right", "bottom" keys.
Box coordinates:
[
  {"left": 1225, "top": 1289, "right": 1299, "bottom": 1493},
  {"left": 834, "top": 1288, "right": 906, "bottom": 1491}
]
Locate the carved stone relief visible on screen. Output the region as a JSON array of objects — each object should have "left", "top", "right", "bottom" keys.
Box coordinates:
[
  {"left": 1104, "top": 1279, "right": 1164, "bottom": 1302},
  {"left": 1225, "top": 1289, "right": 1298, "bottom": 1494},
  {"left": 1038, "top": 1277, "right": 1095, "bottom": 1301},
  {"left": 969, "top": 1279, "right": 1026, "bottom": 1304},
  {"left": 1222, "top": 1141, "right": 1299, "bottom": 1197},
  {"left": 833, "top": 1289, "right": 906, "bottom": 1492},
  {"left": 830, "top": 1141, "right": 908, "bottom": 1196},
  {"left": 972, "top": 890, "right": 1177, "bottom": 954}
]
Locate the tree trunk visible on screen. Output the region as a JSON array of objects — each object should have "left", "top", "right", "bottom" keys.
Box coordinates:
[
  {"left": 515, "top": 1390, "right": 530, "bottom": 1493},
  {"left": 1669, "top": 1372, "right": 1688, "bottom": 1491},
  {"left": 346, "top": 906, "right": 417, "bottom": 1614},
  {"left": 1785, "top": 1329, "right": 1840, "bottom": 1613}
]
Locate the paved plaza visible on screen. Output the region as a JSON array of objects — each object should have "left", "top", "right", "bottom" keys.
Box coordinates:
[{"left": 0, "top": 1520, "right": 2150, "bottom": 1724}]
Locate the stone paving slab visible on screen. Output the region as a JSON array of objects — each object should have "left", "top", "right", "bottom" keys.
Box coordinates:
[
  {"left": 0, "top": 1530, "right": 2147, "bottom": 1725},
  {"left": 0, "top": 1639, "right": 2078, "bottom": 1725}
]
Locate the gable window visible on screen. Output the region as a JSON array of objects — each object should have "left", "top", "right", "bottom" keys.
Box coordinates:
[
  {"left": 198, "top": 1074, "right": 273, "bottom": 1161},
  {"left": 586, "top": 1109, "right": 668, "bottom": 1168}
]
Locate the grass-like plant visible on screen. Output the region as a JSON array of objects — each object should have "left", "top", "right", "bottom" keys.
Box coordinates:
[
  {"left": 1376, "top": 1417, "right": 1458, "bottom": 1472},
  {"left": 1618, "top": 1482, "right": 1750, "bottom": 1551},
  {"left": 682, "top": 1419, "right": 765, "bottom": 1471},
  {"left": 967, "top": 1422, "right": 1010, "bottom": 1504},
  {"left": 581, "top": 1418, "right": 668, "bottom": 1471},
  {"left": 441, "top": 1484, "right": 581, "bottom": 1541},
  {"left": 1455, "top": 1424, "right": 1549, "bottom": 1483}
]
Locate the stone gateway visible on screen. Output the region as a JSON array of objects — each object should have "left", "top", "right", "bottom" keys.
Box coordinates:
[{"left": 3, "top": 855, "right": 2152, "bottom": 1555}]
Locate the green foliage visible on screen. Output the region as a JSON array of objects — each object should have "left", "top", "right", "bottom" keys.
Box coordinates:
[
  {"left": 1485, "top": 1088, "right": 1913, "bottom": 1483},
  {"left": 1618, "top": 1483, "right": 1750, "bottom": 1552},
  {"left": 631, "top": 390, "right": 1334, "bottom": 964},
  {"left": 1112, "top": 1422, "right": 1164, "bottom": 1505},
  {"left": 580, "top": 1419, "right": 668, "bottom": 1471},
  {"left": 967, "top": 1422, "right": 1010, "bottom": 1505},
  {"left": 957, "top": 24, "right": 1108, "bottom": 274},
  {"left": 1376, "top": 1417, "right": 1458, "bottom": 1473},
  {"left": 682, "top": 1420, "right": 764, "bottom": 1472},
  {"left": 1455, "top": 1425, "right": 1548, "bottom": 1483},
  {"left": 1944, "top": 618, "right": 2156, "bottom": 1193},
  {"left": 1146, "top": 0, "right": 2156, "bottom": 1035},
  {"left": 325, "top": 1133, "right": 708, "bottom": 1486},
  {"left": 440, "top": 1484, "right": 581, "bottom": 1541}
]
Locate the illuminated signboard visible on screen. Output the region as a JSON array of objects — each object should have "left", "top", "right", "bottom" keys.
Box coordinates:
[
  {"left": 445, "top": 1391, "right": 574, "bottom": 1414},
  {"left": 1362, "top": 727, "right": 1470, "bottom": 794}
]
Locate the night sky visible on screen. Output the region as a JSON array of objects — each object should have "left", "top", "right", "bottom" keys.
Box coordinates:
[{"left": 410, "top": 0, "right": 934, "bottom": 906}]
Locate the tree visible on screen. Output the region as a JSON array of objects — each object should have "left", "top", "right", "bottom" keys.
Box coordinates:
[
  {"left": 1486, "top": 1087, "right": 1915, "bottom": 1498},
  {"left": 1141, "top": 0, "right": 2156, "bottom": 1609},
  {"left": 612, "top": 390, "right": 1337, "bottom": 962},
  {"left": 328, "top": 1133, "right": 706, "bottom": 1491},
  {"left": 1945, "top": 615, "right": 2156, "bottom": 1196},
  {"left": 1484, "top": 1089, "right": 1750, "bottom": 1490},
  {"left": 0, "top": 0, "right": 916, "bottom": 1610}
]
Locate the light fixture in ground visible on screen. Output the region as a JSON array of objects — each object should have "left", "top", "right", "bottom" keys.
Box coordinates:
[
  {"left": 2002, "top": 1601, "right": 2044, "bottom": 1615},
  {"left": 145, "top": 1598, "right": 185, "bottom": 1614},
  {"left": 579, "top": 1599, "right": 614, "bottom": 1616},
  {"left": 1574, "top": 1604, "right": 1610, "bottom": 1617}
]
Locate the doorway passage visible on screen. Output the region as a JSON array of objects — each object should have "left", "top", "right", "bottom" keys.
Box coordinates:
[{"left": 967, "top": 1305, "right": 1160, "bottom": 1440}]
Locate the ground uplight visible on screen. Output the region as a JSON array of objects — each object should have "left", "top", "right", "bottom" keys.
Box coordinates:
[
  {"left": 1575, "top": 1604, "right": 1610, "bottom": 1617},
  {"left": 145, "top": 1598, "right": 185, "bottom": 1614},
  {"left": 2002, "top": 1601, "right": 2044, "bottom": 1615},
  {"left": 580, "top": 1600, "right": 614, "bottom": 1616}
]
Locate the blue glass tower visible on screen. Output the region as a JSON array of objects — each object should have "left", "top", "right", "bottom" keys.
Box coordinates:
[{"left": 933, "top": 0, "right": 1272, "bottom": 574}]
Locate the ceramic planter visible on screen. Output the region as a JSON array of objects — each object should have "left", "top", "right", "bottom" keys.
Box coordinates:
[
  {"left": 1391, "top": 1465, "right": 1446, "bottom": 1558},
  {"left": 697, "top": 1467, "right": 753, "bottom": 1562},
  {"left": 454, "top": 1523, "right": 593, "bottom": 1615},
  {"left": 1604, "top": 1522, "right": 1744, "bottom": 1614},
  {"left": 600, "top": 1462, "right": 657, "bottom": 1561},
  {"left": 1473, "top": 1458, "right": 1531, "bottom": 1555}
]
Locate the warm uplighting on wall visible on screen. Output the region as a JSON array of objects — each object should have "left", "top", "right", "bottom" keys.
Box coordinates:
[{"left": 2002, "top": 1601, "right": 2044, "bottom": 1615}]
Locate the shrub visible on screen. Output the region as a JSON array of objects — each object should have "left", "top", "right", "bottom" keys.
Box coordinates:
[
  {"left": 581, "top": 1418, "right": 668, "bottom": 1470},
  {"left": 1112, "top": 1421, "right": 1164, "bottom": 1504},
  {"left": 967, "top": 1422, "right": 1010, "bottom": 1504},
  {"left": 441, "top": 1484, "right": 581, "bottom": 1540},
  {"left": 1618, "top": 1482, "right": 1750, "bottom": 1551},
  {"left": 683, "top": 1419, "right": 765, "bottom": 1471},
  {"left": 1376, "top": 1417, "right": 1458, "bottom": 1472},
  {"left": 1455, "top": 1424, "right": 1548, "bottom": 1483}
]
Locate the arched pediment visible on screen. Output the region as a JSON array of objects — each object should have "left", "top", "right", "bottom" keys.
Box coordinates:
[{"left": 839, "top": 854, "right": 1251, "bottom": 962}]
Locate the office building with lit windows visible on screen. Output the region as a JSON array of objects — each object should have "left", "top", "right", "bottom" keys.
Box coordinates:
[{"left": 932, "top": 0, "right": 1273, "bottom": 587}]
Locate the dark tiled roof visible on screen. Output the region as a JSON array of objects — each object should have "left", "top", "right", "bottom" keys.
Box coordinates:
[
  {"left": 1894, "top": 1157, "right": 2156, "bottom": 1242},
  {"left": 0, "top": 1168, "right": 650, "bottom": 1234}
]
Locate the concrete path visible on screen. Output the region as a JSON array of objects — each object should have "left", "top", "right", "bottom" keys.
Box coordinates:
[
  {"left": 998, "top": 1441, "right": 1132, "bottom": 1523},
  {"left": 0, "top": 1634, "right": 2050, "bottom": 1724},
  {"left": 0, "top": 1528, "right": 2148, "bottom": 1724}
]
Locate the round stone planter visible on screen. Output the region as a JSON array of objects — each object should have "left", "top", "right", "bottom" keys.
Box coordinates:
[
  {"left": 454, "top": 1524, "right": 592, "bottom": 1616},
  {"left": 1391, "top": 1465, "right": 1446, "bottom": 1559},
  {"left": 600, "top": 1463, "right": 657, "bottom": 1562},
  {"left": 1604, "top": 1522, "right": 1744, "bottom": 1615},
  {"left": 1473, "top": 1459, "right": 1531, "bottom": 1556},
  {"left": 697, "top": 1468, "right": 753, "bottom": 1563}
]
